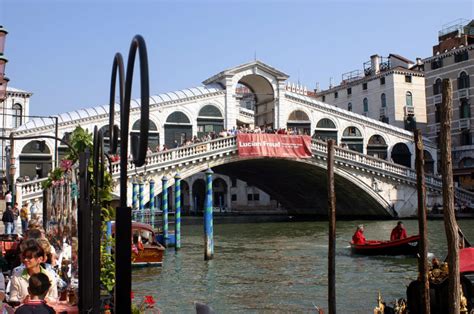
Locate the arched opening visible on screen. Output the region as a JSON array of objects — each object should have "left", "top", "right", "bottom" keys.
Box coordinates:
[
  {"left": 391, "top": 143, "right": 411, "bottom": 168},
  {"left": 460, "top": 99, "right": 471, "bottom": 119},
  {"left": 58, "top": 132, "right": 72, "bottom": 162},
  {"left": 458, "top": 71, "right": 470, "bottom": 89},
  {"left": 19, "top": 140, "right": 52, "bottom": 179},
  {"left": 313, "top": 118, "right": 337, "bottom": 143},
  {"left": 164, "top": 111, "right": 192, "bottom": 148},
  {"left": 192, "top": 179, "right": 206, "bottom": 214},
  {"left": 381, "top": 93, "right": 386, "bottom": 108},
  {"left": 363, "top": 98, "right": 368, "bottom": 113},
  {"left": 406, "top": 91, "right": 413, "bottom": 107},
  {"left": 236, "top": 75, "right": 274, "bottom": 128},
  {"left": 423, "top": 150, "right": 434, "bottom": 174},
  {"left": 287, "top": 110, "right": 310, "bottom": 135},
  {"left": 348, "top": 102, "right": 352, "bottom": 112},
  {"left": 12, "top": 103, "right": 22, "bottom": 128},
  {"left": 341, "top": 126, "right": 363, "bottom": 153},
  {"left": 213, "top": 177, "right": 228, "bottom": 210},
  {"left": 366, "top": 135, "right": 388, "bottom": 159},
  {"left": 181, "top": 180, "right": 190, "bottom": 214},
  {"left": 132, "top": 120, "right": 159, "bottom": 151},
  {"left": 433, "top": 78, "right": 442, "bottom": 95},
  {"left": 197, "top": 105, "right": 224, "bottom": 138},
  {"left": 99, "top": 125, "right": 120, "bottom": 153}
]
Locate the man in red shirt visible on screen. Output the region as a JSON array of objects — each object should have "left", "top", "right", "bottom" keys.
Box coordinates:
[
  {"left": 390, "top": 221, "right": 408, "bottom": 241},
  {"left": 352, "top": 225, "right": 366, "bottom": 245}
]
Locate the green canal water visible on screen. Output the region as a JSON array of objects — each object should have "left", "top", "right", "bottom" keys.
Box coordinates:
[{"left": 132, "top": 219, "right": 474, "bottom": 313}]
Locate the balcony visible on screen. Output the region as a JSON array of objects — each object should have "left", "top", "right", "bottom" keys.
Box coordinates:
[
  {"left": 434, "top": 94, "right": 442, "bottom": 104},
  {"left": 379, "top": 108, "right": 387, "bottom": 117},
  {"left": 458, "top": 88, "right": 470, "bottom": 99},
  {"left": 404, "top": 106, "right": 415, "bottom": 116},
  {"left": 458, "top": 118, "right": 470, "bottom": 130}
]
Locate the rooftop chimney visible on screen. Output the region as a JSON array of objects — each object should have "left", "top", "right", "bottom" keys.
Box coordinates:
[{"left": 370, "top": 54, "right": 380, "bottom": 75}]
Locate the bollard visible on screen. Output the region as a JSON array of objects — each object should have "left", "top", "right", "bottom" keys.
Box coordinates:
[
  {"left": 149, "top": 179, "right": 155, "bottom": 228},
  {"left": 139, "top": 179, "right": 145, "bottom": 222},
  {"left": 174, "top": 173, "right": 181, "bottom": 250},
  {"left": 162, "top": 176, "right": 169, "bottom": 247},
  {"left": 204, "top": 168, "right": 214, "bottom": 260}
]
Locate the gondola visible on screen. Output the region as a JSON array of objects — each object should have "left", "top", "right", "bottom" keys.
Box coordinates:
[{"left": 350, "top": 235, "right": 420, "bottom": 256}]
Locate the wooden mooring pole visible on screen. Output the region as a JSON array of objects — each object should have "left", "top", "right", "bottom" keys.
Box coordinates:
[
  {"left": 414, "top": 129, "right": 430, "bottom": 313},
  {"left": 440, "top": 78, "right": 460, "bottom": 314},
  {"left": 327, "top": 139, "right": 336, "bottom": 314}
]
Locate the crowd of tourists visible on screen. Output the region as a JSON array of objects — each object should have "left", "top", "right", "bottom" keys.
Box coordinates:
[{"left": 0, "top": 197, "right": 74, "bottom": 312}]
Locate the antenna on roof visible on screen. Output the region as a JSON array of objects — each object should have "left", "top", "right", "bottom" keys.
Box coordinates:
[
  {"left": 298, "top": 69, "right": 300, "bottom": 85},
  {"left": 329, "top": 77, "right": 333, "bottom": 89},
  {"left": 254, "top": 50, "right": 257, "bottom": 61}
]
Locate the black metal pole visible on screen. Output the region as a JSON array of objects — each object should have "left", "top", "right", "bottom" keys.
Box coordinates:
[
  {"left": 112, "top": 35, "right": 150, "bottom": 313},
  {"left": 327, "top": 139, "right": 336, "bottom": 314}
]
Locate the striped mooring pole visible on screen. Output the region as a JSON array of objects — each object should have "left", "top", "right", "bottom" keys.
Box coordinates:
[
  {"left": 149, "top": 179, "right": 155, "bottom": 228},
  {"left": 174, "top": 173, "right": 181, "bottom": 250},
  {"left": 162, "top": 175, "right": 169, "bottom": 247},
  {"left": 139, "top": 179, "right": 145, "bottom": 223},
  {"left": 132, "top": 179, "right": 138, "bottom": 210},
  {"left": 204, "top": 168, "right": 214, "bottom": 260}
]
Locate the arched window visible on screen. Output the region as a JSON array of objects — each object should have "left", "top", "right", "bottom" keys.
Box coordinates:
[
  {"left": 406, "top": 91, "right": 413, "bottom": 107},
  {"left": 348, "top": 102, "right": 352, "bottom": 112},
  {"left": 363, "top": 98, "right": 368, "bottom": 112},
  {"left": 166, "top": 111, "right": 191, "bottom": 124},
  {"left": 458, "top": 71, "right": 470, "bottom": 89},
  {"left": 12, "top": 103, "right": 22, "bottom": 128},
  {"left": 288, "top": 110, "right": 309, "bottom": 121},
  {"left": 287, "top": 110, "right": 311, "bottom": 135},
  {"left": 198, "top": 105, "right": 222, "bottom": 118},
  {"left": 433, "top": 78, "right": 442, "bottom": 95},
  {"left": 460, "top": 99, "right": 471, "bottom": 119},
  {"left": 132, "top": 120, "right": 160, "bottom": 150},
  {"left": 197, "top": 105, "right": 224, "bottom": 138},
  {"left": 381, "top": 93, "right": 386, "bottom": 108},
  {"left": 165, "top": 111, "right": 192, "bottom": 147}
]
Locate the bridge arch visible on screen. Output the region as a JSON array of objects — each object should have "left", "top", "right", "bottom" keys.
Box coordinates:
[
  {"left": 287, "top": 109, "right": 311, "bottom": 135},
  {"left": 19, "top": 140, "right": 53, "bottom": 179},
  {"left": 424, "top": 150, "right": 434, "bottom": 174},
  {"left": 234, "top": 73, "right": 276, "bottom": 128},
  {"left": 391, "top": 142, "right": 411, "bottom": 168},
  {"left": 366, "top": 134, "right": 388, "bottom": 160},
  {"left": 313, "top": 118, "right": 338, "bottom": 143},
  {"left": 341, "top": 126, "right": 363, "bottom": 153},
  {"left": 213, "top": 177, "right": 228, "bottom": 208},
  {"left": 164, "top": 111, "right": 192, "bottom": 148},
  {"left": 192, "top": 178, "right": 206, "bottom": 213}
]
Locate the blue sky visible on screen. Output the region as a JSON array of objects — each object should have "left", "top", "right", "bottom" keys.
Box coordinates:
[{"left": 1, "top": 0, "right": 473, "bottom": 116}]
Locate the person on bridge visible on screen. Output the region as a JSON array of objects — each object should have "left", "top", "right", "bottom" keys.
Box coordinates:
[
  {"left": 390, "top": 221, "right": 407, "bottom": 241},
  {"left": 352, "top": 225, "right": 366, "bottom": 245}
]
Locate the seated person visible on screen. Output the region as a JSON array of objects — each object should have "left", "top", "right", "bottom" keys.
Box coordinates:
[
  {"left": 390, "top": 221, "right": 407, "bottom": 241},
  {"left": 352, "top": 225, "right": 366, "bottom": 245},
  {"left": 14, "top": 273, "right": 55, "bottom": 314},
  {"left": 9, "top": 241, "right": 58, "bottom": 303},
  {"left": 0, "top": 272, "right": 5, "bottom": 302}
]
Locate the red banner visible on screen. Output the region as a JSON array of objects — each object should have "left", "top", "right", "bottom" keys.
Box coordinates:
[{"left": 237, "top": 134, "right": 312, "bottom": 158}]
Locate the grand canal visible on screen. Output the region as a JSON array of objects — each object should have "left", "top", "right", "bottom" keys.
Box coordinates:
[{"left": 132, "top": 219, "right": 474, "bottom": 313}]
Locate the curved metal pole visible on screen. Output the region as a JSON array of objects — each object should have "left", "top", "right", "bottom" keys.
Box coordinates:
[
  {"left": 112, "top": 35, "right": 150, "bottom": 313},
  {"left": 108, "top": 53, "right": 124, "bottom": 155}
]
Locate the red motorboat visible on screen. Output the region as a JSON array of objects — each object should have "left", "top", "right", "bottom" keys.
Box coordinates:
[{"left": 350, "top": 235, "right": 420, "bottom": 256}]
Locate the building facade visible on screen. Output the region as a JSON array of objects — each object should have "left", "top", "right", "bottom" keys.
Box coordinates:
[
  {"left": 423, "top": 19, "right": 474, "bottom": 190},
  {"left": 315, "top": 54, "right": 427, "bottom": 134}
]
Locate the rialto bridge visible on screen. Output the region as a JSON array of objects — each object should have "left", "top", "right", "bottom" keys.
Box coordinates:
[{"left": 11, "top": 61, "right": 474, "bottom": 217}]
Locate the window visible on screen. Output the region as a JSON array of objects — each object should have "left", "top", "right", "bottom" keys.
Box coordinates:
[
  {"left": 455, "top": 50, "right": 469, "bottom": 63},
  {"left": 12, "top": 104, "right": 22, "bottom": 128},
  {"left": 322, "top": 95, "right": 326, "bottom": 102},
  {"left": 363, "top": 98, "right": 368, "bottom": 112},
  {"left": 334, "top": 91, "right": 338, "bottom": 99},
  {"left": 231, "top": 194, "right": 237, "bottom": 202},
  {"left": 431, "top": 58, "right": 443, "bottom": 69},
  {"left": 435, "top": 104, "right": 441, "bottom": 123},
  {"left": 253, "top": 194, "right": 260, "bottom": 201},
  {"left": 347, "top": 88, "right": 352, "bottom": 95},
  {"left": 348, "top": 102, "right": 352, "bottom": 112},
  {"left": 460, "top": 100, "right": 471, "bottom": 119},
  {"left": 362, "top": 83, "right": 367, "bottom": 90},
  {"left": 461, "top": 130, "right": 472, "bottom": 146},
  {"left": 380, "top": 77, "right": 385, "bottom": 85},
  {"left": 405, "top": 75, "right": 412, "bottom": 83},
  {"left": 433, "top": 78, "right": 442, "bottom": 95},
  {"left": 231, "top": 177, "right": 237, "bottom": 187},
  {"left": 458, "top": 71, "right": 470, "bottom": 89},
  {"left": 406, "top": 91, "right": 413, "bottom": 107},
  {"left": 381, "top": 93, "right": 386, "bottom": 108},
  {"left": 247, "top": 194, "right": 253, "bottom": 201}
]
